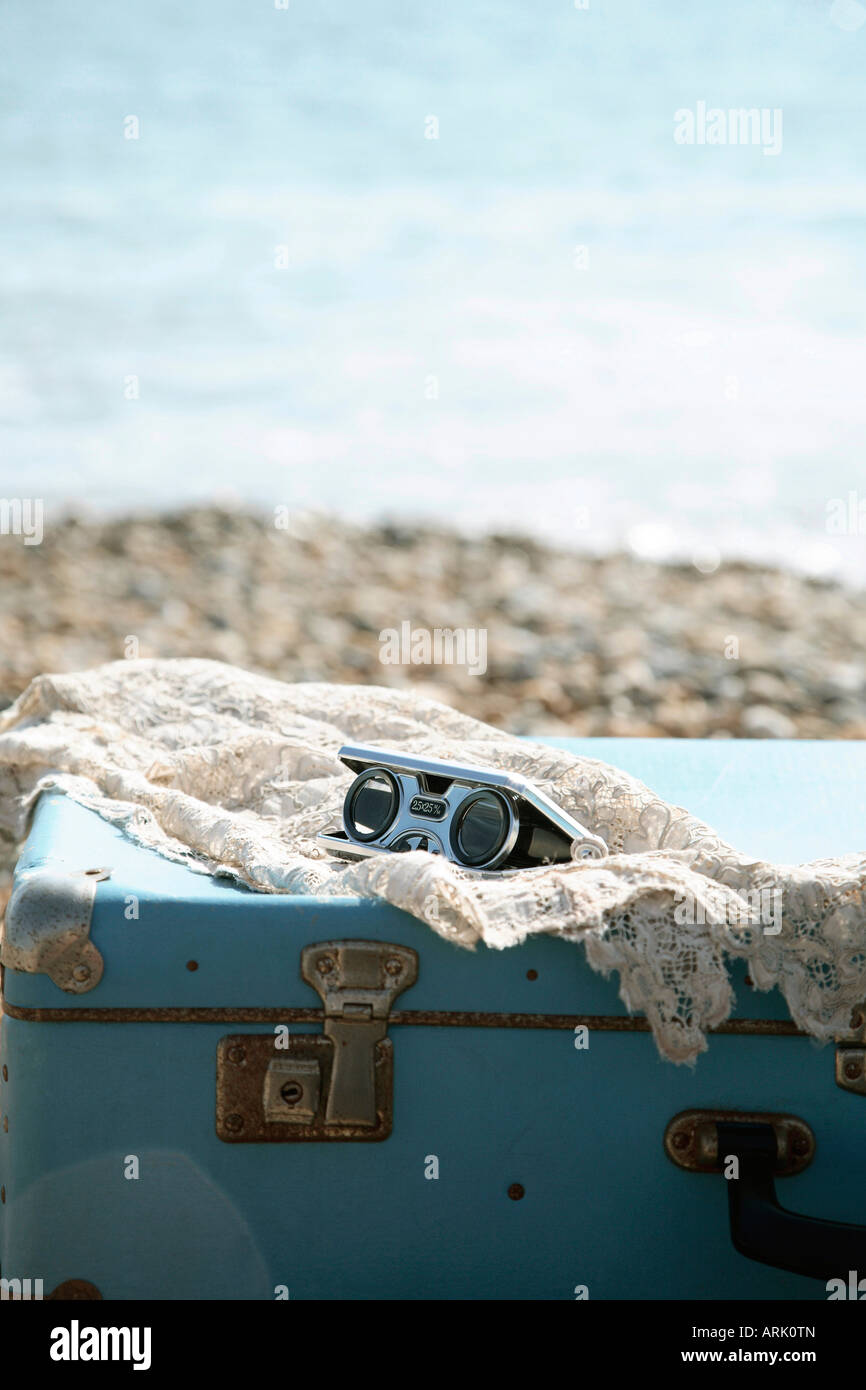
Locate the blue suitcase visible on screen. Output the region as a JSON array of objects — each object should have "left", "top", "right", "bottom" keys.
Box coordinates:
[{"left": 2, "top": 737, "right": 865, "bottom": 1301}]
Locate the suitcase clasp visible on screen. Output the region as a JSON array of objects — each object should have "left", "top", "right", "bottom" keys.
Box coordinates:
[
  {"left": 835, "top": 1004, "right": 866, "bottom": 1096},
  {"left": 216, "top": 939, "right": 418, "bottom": 1143}
]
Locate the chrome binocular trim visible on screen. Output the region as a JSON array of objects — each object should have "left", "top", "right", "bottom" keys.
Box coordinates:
[{"left": 318, "top": 745, "right": 608, "bottom": 871}]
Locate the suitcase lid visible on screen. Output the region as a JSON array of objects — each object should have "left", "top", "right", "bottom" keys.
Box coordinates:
[{"left": 3, "top": 738, "right": 864, "bottom": 1023}]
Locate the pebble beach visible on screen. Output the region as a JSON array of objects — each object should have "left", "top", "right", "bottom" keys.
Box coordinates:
[{"left": 1, "top": 507, "right": 864, "bottom": 740}]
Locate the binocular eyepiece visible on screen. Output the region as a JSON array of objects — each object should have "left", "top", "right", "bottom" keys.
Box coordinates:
[{"left": 319, "top": 746, "right": 608, "bottom": 872}]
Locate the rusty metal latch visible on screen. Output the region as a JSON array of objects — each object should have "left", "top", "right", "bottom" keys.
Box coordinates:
[
  {"left": 835, "top": 1004, "right": 866, "bottom": 1096},
  {"left": 216, "top": 939, "right": 418, "bottom": 1143}
]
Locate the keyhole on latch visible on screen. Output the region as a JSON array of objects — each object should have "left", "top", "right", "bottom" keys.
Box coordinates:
[{"left": 280, "top": 1080, "right": 304, "bottom": 1107}]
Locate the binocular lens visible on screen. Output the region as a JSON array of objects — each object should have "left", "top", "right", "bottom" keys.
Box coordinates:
[
  {"left": 346, "top": 770, "right": 399, "bottom": 839},
  {"left": 452, "top": 790, "right": 510, "bottom": 866}
]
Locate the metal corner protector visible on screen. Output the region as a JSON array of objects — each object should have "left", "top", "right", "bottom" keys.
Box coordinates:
[{"left": 1, "top": 865, "right": 111, "bottom": 994}]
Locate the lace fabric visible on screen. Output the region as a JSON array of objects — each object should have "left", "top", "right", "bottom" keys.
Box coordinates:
[{"left": 0, "top": 657, "right": 863, "bottom": 1063}]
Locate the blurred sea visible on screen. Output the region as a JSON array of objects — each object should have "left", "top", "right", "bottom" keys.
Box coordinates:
[{"left": 2, "top": 0, "right": 866, "bottom": 579}]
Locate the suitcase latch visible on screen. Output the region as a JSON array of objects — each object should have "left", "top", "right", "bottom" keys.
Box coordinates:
[
  {"left": 216, "top": 939, "right": 418, "bottom": 1143},
  {"left": 835, "top": 1004, "right": 866, "bottom": 1096}
]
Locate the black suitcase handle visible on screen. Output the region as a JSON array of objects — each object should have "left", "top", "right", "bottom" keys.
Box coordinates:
[{"left": 717, "top": 1121, "right": 866, "bottom": 1281}]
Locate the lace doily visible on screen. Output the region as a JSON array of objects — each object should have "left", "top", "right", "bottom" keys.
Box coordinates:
[{"left": 0, "top": 658, "right": 863, "bottom": 1063}]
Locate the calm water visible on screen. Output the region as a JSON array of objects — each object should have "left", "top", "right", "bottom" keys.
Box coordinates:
[{"left": 2, "top": 0, "right": 866, "bottom": 577}]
